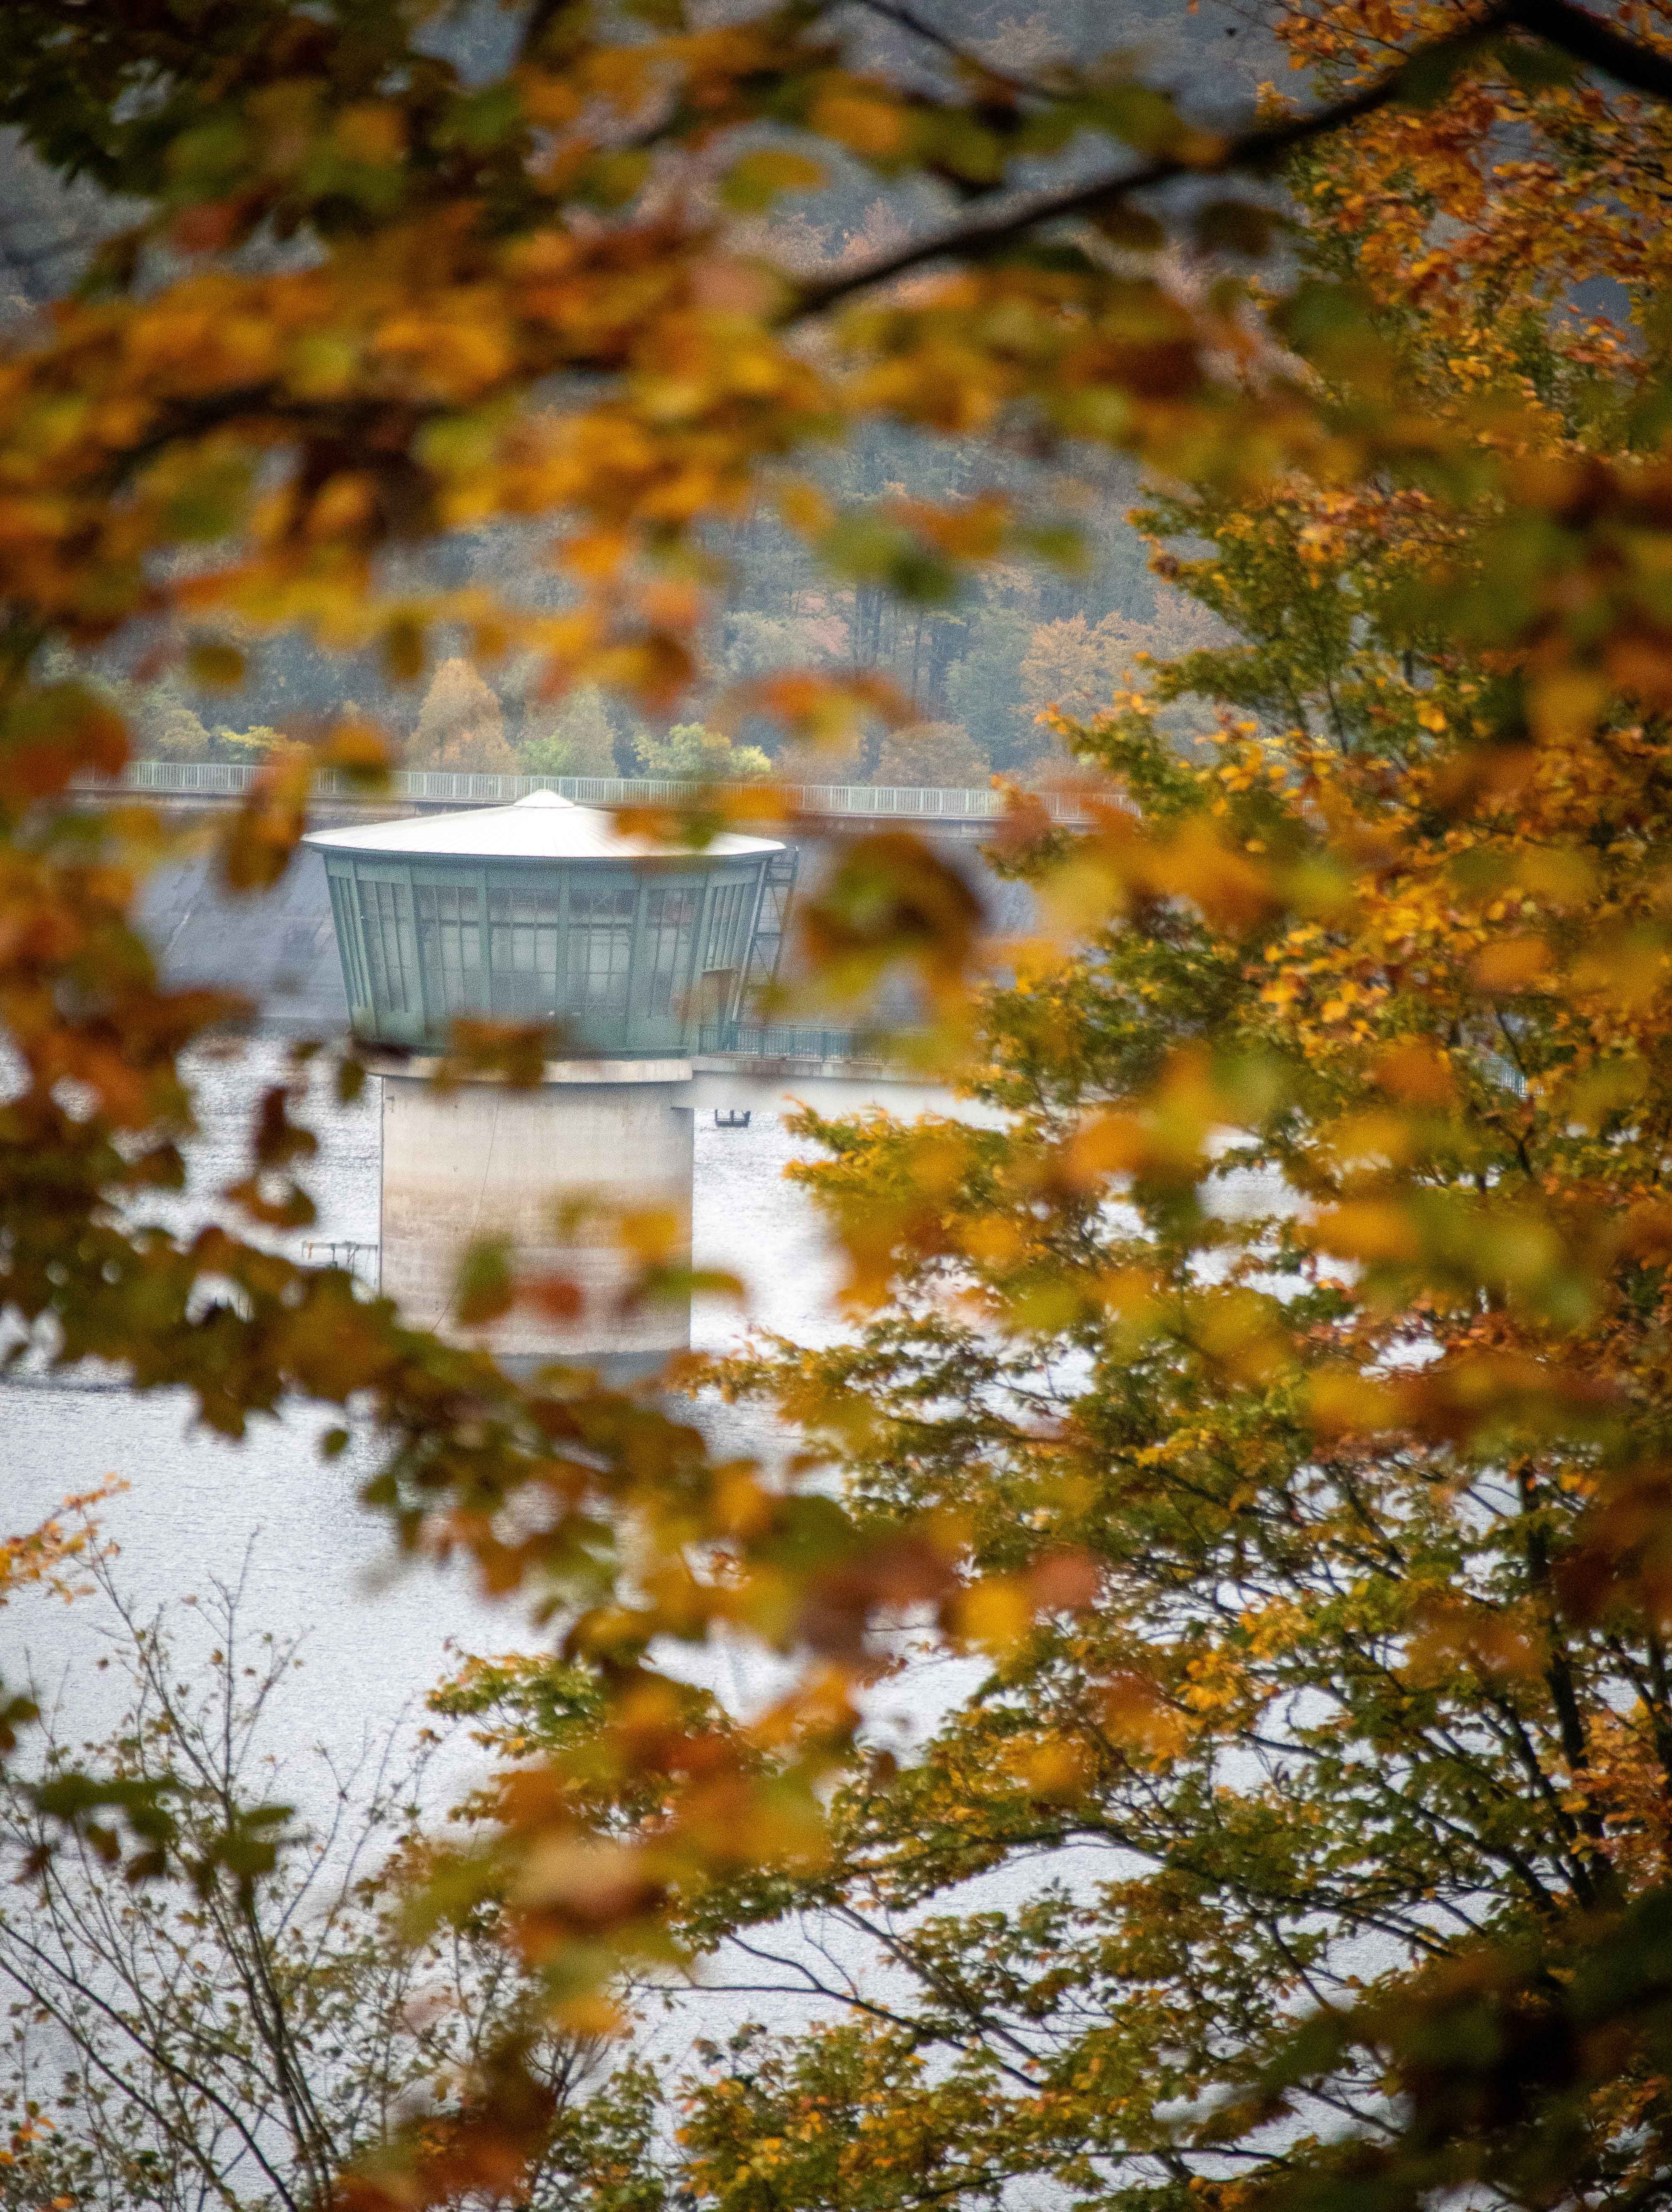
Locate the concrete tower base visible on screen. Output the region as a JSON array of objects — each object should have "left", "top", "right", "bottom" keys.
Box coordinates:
[{"left": 376, "top": 1059, "right": 694, "bottom": 1380}]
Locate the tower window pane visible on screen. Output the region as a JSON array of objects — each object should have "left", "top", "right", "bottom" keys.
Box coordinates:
[
  {"left": 357, "top": 876, "right": 416, "bottom": 1017},
  {"left": 702, "top": 879, "right": 748, "bottom": 975},
  {"left": 640, "top": 884, "right": 697, "bottom": 1017},
  {"left": 416, "top": 881, "right": 483, "bottom": 1015},
  {"left": 567, "top": 883, "right": 635, "bottom": 1014},
  {"left": 488, "top": 882, "right": 561, "bottom": 1018}
]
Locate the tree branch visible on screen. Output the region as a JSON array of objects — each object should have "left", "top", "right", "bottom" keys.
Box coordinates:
[
  {"left": 793, "top": 0, "right": 1672, "bottom": 320},
  {"left": 1517, "top": 0, "right": 1672, "bottom": 99}
]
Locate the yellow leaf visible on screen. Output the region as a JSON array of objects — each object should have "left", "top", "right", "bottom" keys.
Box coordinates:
[
  {"left": 333, "top": 102, "right": 406, "bottom": 166},
  {"left": 1473, "top": 934, "right": 1552, "bottom": 991},
  {"left": 811, "top": 89, "right": 910, "bottom": 159},
  {"left": 1311, "top": 1201, "right": 1422, "bottom": 1264},
  {"left": 955, "top": 1577, "right": 1032, "bottom": 1652},
  {"left": 1307, "top": 1368, "right": 1407, "bottom": 1436}
]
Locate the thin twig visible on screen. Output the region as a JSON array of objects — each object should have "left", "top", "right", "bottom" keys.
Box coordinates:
[{"left": 840, "top": 0, "right": 1062, "bottom": 101}]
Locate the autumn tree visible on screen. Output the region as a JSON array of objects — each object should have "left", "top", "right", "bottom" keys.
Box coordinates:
[
  {"left": 6, "top": 2, "right": 1672, "bottom": 2207},
  {"left": 873, "top": 719, "right": 990, "bottom": 786},
  {"left": 138, "top": 685, "right": 213, "bottom": 762},
  {"left": 632, "top": 722, "right": 773, "bottom": 782},
  {"left": 1017, "top": 600, "right": 1222, "bottom": 760},
  {"left": 1017, "top": 610, "right": 1152, "bottom": 726},
  {"left": 775, "top": 726, "right": 867, "bottom": 785},
  {"left": 410, "top": 658, "right": 515, "bottom": 774},
  {"left": 667, "top": 528, "right": 1670, "bottom": 2211},
  {"left": 0, "top": 1495, "right": 107, "bottom": 1777}
]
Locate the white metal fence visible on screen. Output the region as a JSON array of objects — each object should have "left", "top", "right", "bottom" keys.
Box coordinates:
[{"left": 75, "top": 758, "right": 1088, "bottom": 824}]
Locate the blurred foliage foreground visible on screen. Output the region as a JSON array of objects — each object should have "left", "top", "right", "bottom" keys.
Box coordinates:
[{"left": 11, "top": 0, "right": 1672, "bottom": 2207}]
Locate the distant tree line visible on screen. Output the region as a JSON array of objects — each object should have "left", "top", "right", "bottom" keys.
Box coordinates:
[{"left": 70, "top": 585, "right": 1219, "bottom": 789}]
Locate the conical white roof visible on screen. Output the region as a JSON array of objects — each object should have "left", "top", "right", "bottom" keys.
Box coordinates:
[{"left": 303, "top": 787, "right": 781, "bottom": 861}]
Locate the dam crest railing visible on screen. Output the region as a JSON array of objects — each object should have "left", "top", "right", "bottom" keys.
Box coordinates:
[
  {"left": 77, "top": 758, "right": 1088, "bottom": 826},
  {"left": 696, "top": 1019, "right": 872, "bottom": 1064}
]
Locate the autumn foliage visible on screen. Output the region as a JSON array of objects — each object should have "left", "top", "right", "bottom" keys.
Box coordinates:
[{"left": 10, "top": 0, "right": 1672, "bottom": 2207}]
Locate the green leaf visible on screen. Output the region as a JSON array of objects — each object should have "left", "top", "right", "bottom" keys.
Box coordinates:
[
  {"left": 454, "top": 1236, "right": 515, "bottom": 1326},
  {"left": 721, "top": 150, "right": 827, "bottom": 214},
  {"left": 187, "top": 640, "right": 246, "bottom": 690},
  {"left": 445, "top": 84, "right": 524, "bottom": 153}
]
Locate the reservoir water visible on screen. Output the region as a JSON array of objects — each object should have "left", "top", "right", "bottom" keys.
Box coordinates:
[{"left": 3, "top": 1037, "right": 847, "bottom": 1773}]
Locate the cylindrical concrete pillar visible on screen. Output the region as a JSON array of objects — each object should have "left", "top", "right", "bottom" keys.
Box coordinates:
[{"left": 377, "top": 1058, "right": 694, "bottom": 1379}]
